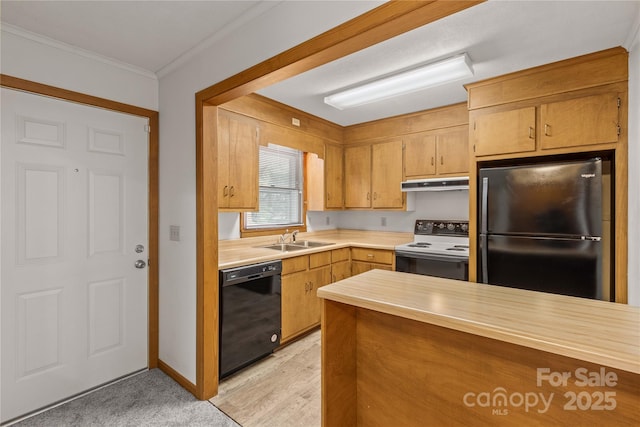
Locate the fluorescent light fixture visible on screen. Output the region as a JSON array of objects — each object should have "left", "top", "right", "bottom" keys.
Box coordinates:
[{"left": 324, "top": 53, "right": 474, "bottom": 110}]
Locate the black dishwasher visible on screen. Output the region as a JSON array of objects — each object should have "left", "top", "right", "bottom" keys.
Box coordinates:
[{"left": 219, "top": 260, "right": 282, "bottom": 379}]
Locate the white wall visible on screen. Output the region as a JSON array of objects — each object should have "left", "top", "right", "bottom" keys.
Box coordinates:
[
  {"left": 626, "top": 24, "right": 640, "bottom": 306},
  {"left": 335, "top": 192, "right": 469, "bottom": 233},
  {"left": 158, "top": 1, "right": 383, "bottom": 384},
  {"left": 219, "top": 191, "right": 467, "bottom": 240},
  {"left": 0, "top": 25, "right": 158, "bottom": 110}
]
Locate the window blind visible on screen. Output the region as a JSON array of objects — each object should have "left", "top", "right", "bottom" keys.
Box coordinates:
[{"left": 245, "top": 144, "right": 303, "bottom": 228}]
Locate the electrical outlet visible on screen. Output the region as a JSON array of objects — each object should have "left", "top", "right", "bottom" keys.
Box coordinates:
[
  {"left": 381, "top": 217, "right": 387, "bottom": 227},
  {"left": 170, "top": 225, "right": 180, "bottom": 241}
]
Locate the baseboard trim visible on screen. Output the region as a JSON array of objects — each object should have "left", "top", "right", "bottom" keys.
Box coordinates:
[{"left": 158, "top": 359, "right": 197, "bottom": 396}]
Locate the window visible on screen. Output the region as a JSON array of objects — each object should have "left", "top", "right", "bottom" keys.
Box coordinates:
[{"left": 244, "top": 144, "right": 303, "bottom": 230}]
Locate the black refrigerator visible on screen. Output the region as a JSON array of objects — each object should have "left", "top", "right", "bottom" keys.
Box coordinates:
[{"left": 478, "top": 158, "right": 609, "bottom": 300}]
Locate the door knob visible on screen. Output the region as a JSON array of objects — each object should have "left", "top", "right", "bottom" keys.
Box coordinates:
[
  {"left": 135, "top": 244, "right": 145, "bottom": 253},
  {"left": 135, "top": 260, "right": 147, "bottom": 269}
]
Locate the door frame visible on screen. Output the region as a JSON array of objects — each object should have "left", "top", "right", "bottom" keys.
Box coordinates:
[
  {"left": 194, "top": 1, "right": 484, "bottom": 400},
  {"left": 1, "top": 74, "right": 160, "bottom": 369}
]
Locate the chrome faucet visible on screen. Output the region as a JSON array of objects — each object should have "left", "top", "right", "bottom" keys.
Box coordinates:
[
  {"left": 279, "top": 229, "right": 291, "bottom": 244},
  {"left": 278, "top": 229, "right": 299, "bottom": 244}
]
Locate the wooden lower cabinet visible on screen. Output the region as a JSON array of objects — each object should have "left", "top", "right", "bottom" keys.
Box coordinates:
[
  {"left": 351, "top": 247, "right": 394, "bottom": 275},
  {"left": 331, "top": 248, "right": 351, "bottom": 282},
  {"left": 281, "top": 252, "right": 331, "bottom": 342}
]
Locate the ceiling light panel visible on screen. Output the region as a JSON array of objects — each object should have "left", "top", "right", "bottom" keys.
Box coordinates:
[{"left": 324, "top": 53, "right": 474, "bottom": 110}]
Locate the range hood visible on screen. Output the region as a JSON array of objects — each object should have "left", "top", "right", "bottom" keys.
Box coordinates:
[{"left": 401, "top": 177, "right": 469, "bottom": 192}]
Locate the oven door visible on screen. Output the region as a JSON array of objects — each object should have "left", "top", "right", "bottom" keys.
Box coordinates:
[{"left": 395, "top": 250, "right": 468, "bottom": 280}]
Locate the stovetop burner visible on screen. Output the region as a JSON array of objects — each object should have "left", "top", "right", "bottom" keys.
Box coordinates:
[
  {"left": 407, "top": 242, "right": 432, "bottom": 248},
  {"left": 395, "top": 219, "right": 470, "bottom": 258}
]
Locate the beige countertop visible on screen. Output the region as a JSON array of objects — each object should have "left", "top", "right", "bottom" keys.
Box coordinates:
[
  {"left": 318, "top": 269, "right": 640, "bottom": 374},
  {"left": 218, "top": 229, "right": 413, "bottom": 269}
]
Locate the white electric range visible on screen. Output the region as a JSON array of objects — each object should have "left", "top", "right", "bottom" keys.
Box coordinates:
[{"left": 395, "top": 219, "right": 469, "bottom": 280}]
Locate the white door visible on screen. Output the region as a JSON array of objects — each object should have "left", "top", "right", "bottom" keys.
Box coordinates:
[{"left": 1, "top": 88, "right": 149, "bottom": 423}]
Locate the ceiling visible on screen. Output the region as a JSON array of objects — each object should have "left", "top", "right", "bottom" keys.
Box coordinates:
[{"left": 2, "top": 1, "right": 639, "bottom": 126}]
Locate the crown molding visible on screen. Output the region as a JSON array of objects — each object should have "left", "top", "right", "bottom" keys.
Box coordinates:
[{"left": 1, "top": 22, "right": 158, "bottom": 80}]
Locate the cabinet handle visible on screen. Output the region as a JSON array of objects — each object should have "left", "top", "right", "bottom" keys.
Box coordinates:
[
  {"left": 528, "top": 126, "right": 535, "bottom": 139},
  {"left": 367, "top": 192, "right": 370, "bottom": 201},
  {"left": 367, "top": 253, "right": 374, "bottom": 259},
  {"left": 544, "top": 123, "right": 551, "bottom": 137},
  {"left": 229, "top": 186, "right": 235, "bottom": 197},
  {"left": 431, "top": 157, "right": 434, "bottom": 166},
  {"left": 223, "top": 185, "right": 229, "bottom": 196},
  {"left": 440, "top": 156, "right": 444, "bottom": 165},
  {"left": 327, "top": 192, "right": 330, "bottom": 201},
  {"left": 373, "top": 192, "right": 377, "bottom": 200}
]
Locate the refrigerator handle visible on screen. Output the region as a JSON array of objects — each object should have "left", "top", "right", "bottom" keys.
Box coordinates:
[
  {"left": 480, "top": 235, "right": 488, "bottom": 284},
  {"left": 480, "top": 177, "right": 489, "bottom": 283},
  {"left": 481, "top": 177, "right": 489, "bottom": 234}
]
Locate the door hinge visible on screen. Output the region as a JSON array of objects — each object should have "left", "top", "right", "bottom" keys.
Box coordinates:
[
  {"left": 617, "top": 125, "right": 621, "bottom": 136},
  {"left": 617, "top": 97, "right": 621, "bottom": 108},
  {"left": 144, "top": 124, "right": 151, "bottom": 133},
  {"left": 473, "top": 121, "right": 476, "bottom": 130},
  {"left": 473, "top": 144, "right": 476, "bottom": 153}
]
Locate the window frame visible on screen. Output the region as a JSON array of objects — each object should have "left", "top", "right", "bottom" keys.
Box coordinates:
[{"left": 240, "top": 147, "right": 308, "bottom": 238}]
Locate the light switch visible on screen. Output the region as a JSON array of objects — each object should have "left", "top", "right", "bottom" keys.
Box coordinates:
[{"left": 170, "top": 225, "right": 180, "bottom": 241}]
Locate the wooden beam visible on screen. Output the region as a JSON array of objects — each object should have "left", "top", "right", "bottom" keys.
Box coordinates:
[
  {"left": 194, "top": 0, "right": 485, "bottom": 400},
  {"left": 198, "top": 1, "right": 483, "bottom": 106}
]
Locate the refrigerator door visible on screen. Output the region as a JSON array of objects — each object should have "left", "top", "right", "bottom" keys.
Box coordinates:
[
  {"left": 479, "top": 235, "right": 603, "bottom": 299},
  {"left": 479, "top": 159, "right": 602, "bottom": 237}
]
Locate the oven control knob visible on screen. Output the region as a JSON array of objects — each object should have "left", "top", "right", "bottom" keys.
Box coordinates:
[
  {"left": 447, "top": 223, "right": 455, "bottom": 231},
  {"left": 438, "top": 223, "right": 445, "bottom": 229},
  {"left": 461, "top": 224, "right": 468, "bottom": 232}
]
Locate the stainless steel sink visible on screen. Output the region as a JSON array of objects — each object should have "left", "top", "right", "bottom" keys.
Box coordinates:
[
  {"left": 260, "top": 243, "right": 308, "bottom": 252},
  {"left": 259, "top": 241, "right": 335, "bottom": 251},
  {"left": 291, "top": 240, "right": 335, "bottom": 248}
]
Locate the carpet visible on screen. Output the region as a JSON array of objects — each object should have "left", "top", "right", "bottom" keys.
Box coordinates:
[{"left": 13, "top": 369, "right": 240, "bottom": 427}]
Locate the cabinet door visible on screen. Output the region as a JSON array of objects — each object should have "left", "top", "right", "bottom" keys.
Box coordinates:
[
  {"left": 217, "top": 113, "right": 231, "bottom": 208},
  {"left": 325, "top": 144, "right": 344, "bottom": 209},
  {"left": 309, "top": 266, "right": 331, "bottom": 321},
  {"left": 227, "top": 115, "right": 259, "bottom": 209},
  {"left": 371, "top": 139, "right": 403, "bottom": 209},
  {"left": 331, "top": 260, "right": 351, "bottom": 282},
  {"left": 281, "top": 266, "right": 330, "bottom": 341},
  {"left": 540, "top": 93, "right": 619, "bottom": 150},
  {"left": 344, "top": 145, "right": 372, "bottom": 208},
  {"left": 473, "top": 107, "right": 536, "bottom": 157},
  {"left": 437, "top": 125, "right": 469, "bottom": 175},
  {"left": 404, "top": 133, "right": 436, "bottom": 178},
  {"left": 305, "top": 152, "right": 324, "bottom": 211},
  {"left": 281, "top": 270, "right": 314, "bottom": 340}
]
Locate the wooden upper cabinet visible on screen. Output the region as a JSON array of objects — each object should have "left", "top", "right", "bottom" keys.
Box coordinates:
[
  {"left": 371, "top": 139, "right": 403, "bottom": 209},
  {"left": 472, "top": 107, "right": 536, "bottom": 157},
  {"left": 325, "top": 144, "right": 344, "bottom": 209},
  {"left": 344, "top": 144, "right": 372, "bottom": 208},
  {"left": 404, "top": 125, "right": 469, "bottom": 178},
  {"left": 437, "top": 126, "right": 469, "bottom": 175},
  {"left": 305, "top": 152, "right": 325, "bottom": 211},
  {"left": 540, "top": 93, "right": 620, "bottom": 150},
  {"left": 218, "top": 110, "right": 259, "bottom": 210},
  {"left": 404, "top": 133, "right": 436, "bottom": 178}
]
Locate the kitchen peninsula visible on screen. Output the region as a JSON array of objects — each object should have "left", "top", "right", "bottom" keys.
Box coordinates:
[{"left": 318, "top": 270, "right": 640, "bottom": 426}]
